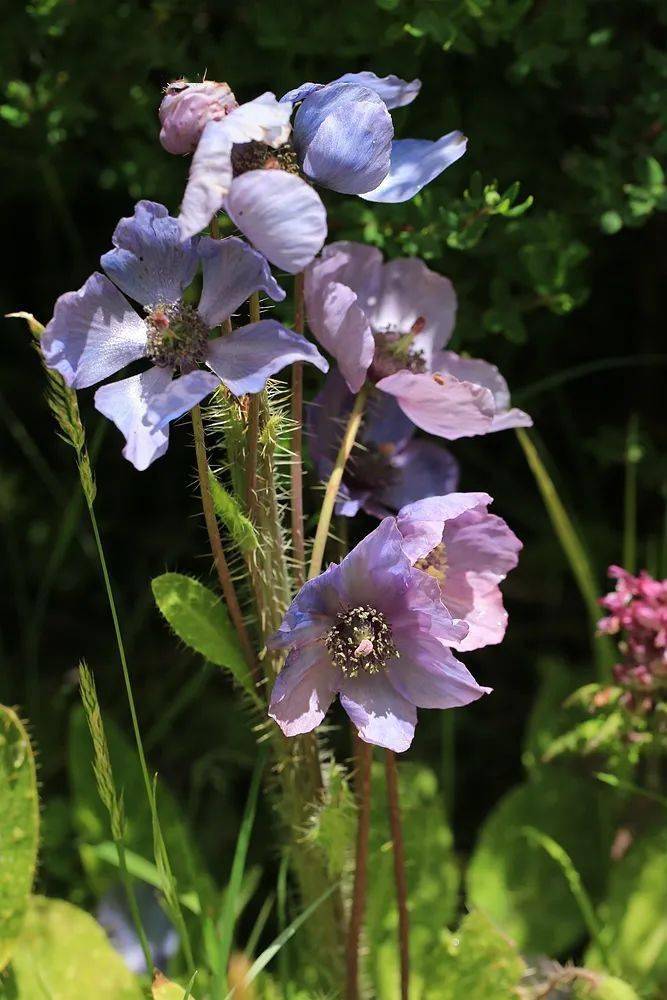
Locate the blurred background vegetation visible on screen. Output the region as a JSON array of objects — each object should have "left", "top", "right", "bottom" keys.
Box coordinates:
[{"left": 1, "top": 0, "right": 666, "bottom": 992}]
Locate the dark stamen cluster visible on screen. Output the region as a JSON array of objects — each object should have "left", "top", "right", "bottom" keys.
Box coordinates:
[
  {"left": 232, "top": 140, "right": 301, "bottom": 177},
  {"left": 145, "top": 302, "right": 209, "bottom": 369},
  {"left": 325, "top": 604, "right": 398, "bottom": 677},
  {"left": 415, "top": 541, "right": 448, "bottom": 583},
  {"left": 368, "top": 331, "right": 427, "bottom": 382}
]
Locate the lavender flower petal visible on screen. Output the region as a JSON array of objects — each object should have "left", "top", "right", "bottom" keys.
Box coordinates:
[
  {"left": 94, "top": 366, "right": 173, "bottom": 470},
  {"left": 332, "top": 72, "right": 421, "bottom": 109},
  {"left": 434, "top": 351, "right": 532, "bottom": 431},
  {"left": 388, "top": 635, "right": 490, "bottom": 708},
  {"left": 100, "top": 201, "right": 199, "bottom": 306},
  {"left": 144, "top": 369, "right": 221, "bottom": 431},
  {"left": 361, "top": 132, "right": 468, "bottom": 203},
  {"left": 396, "top": 492, "right": 493, "bottom": 563},
  {"left": 339, "top": 671, "right": 417, "bottom": 752},
  {"left": 371, "top": 257, "right": 457, "bottom": 364},
  {"left": 373, "top": 439, "right": 460, "bottom": 516},
  {"left": 42, "top": 273, "right": 147, "bottom": 389},
  {"left": 293, "top": 83, "right": 394, "bottom": 195},
  {"left": 197, "top": 235, "right": 285, "bottom": 328},
  {"left": 268, "top": 645, "right": 340, "bottom": 737},
  {"left": 204, "top": 319, "right": 328, "bottom": 396},
  {"left": 376, "top": 369, "right": 495, "bottom": 439},
  {"left": 225, "top": 170, "right": 327, "bottom": 274}
]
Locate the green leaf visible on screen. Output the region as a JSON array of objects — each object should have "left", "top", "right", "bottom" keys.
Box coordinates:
[
  {"left": 575, "top": 974, "right": 640, "bottom": 999},
  {"left": 152, "top": 573, "right": 251, "bottom": 693},
  {"left": 522, "top": 658, "right": 580, "bottom": 770},
  {"left": 434, "top": 910, "right": 525, "bottom": 1000},
  {"left": 0, "top": 707, "right": 39, "bottom": 971},
  {"left": 587, "top": 825, "right": 667, "bottom": 991},
  {"left": 367, "top": 762, "right": 460, "bottom": 997},
  {"left": 152, "top": 971, "right": 198, "bottom": 999},
  {"left": 68, "top": 704, "right": 213, "bottom": 910},
  {"left": 467, "top": 768, "right": 610, "bottom": 955},
  {"left": 6, "top": 896, "right": 143, "bottom": 998}
]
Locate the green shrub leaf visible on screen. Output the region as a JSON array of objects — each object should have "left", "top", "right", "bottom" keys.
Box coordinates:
[
  {"left": 0, "top": 706, "right": 39, "bottom": 972},
  {"left": 152, "top": 573, "right": 251, "bottom": 693},
  {"left": 7, "top": 896, "right": 143, "bottom": 998}
]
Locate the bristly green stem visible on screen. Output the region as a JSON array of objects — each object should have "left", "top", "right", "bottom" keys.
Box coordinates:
[
  {"left": 309, "top": 386, "right": 368, "bottom": 580},
  {"left": 385, "top": 750, "right": 410, "bottom": 1000},
  {"left": 346, "top": 736, "right": 372, "bottom": 1000},
  {"left": 291, "top": 273, "right": 306, "bottom": 589},
  {"left": 191, "top": 403, "right": 258, "bottom": 678},
  {"left": 246, "top": 293, "right": 261, "bottom": 518}
]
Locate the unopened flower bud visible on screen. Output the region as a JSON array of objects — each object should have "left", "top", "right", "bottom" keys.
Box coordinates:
[{"left": 159, "top": 79, "right": 238, "bottom": 155}]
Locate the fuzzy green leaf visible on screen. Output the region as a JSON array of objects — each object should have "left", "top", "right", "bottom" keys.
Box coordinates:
[
  {"left": 467, "top": 768, "right": 610, "bottom": 955},
  {"left": 434, "top": 910, "right": 525, "bottom": 1000},
  {"left": 151, "top": 573, "right": 251, "bottom": 693},
  {"left": 6, "top": 896, "right": 143, "bottom": 998},
  {"left": 0, "top": 707, "right": 39, "bottom": 972}
]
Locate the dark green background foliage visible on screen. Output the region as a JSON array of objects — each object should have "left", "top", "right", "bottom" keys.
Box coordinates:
[{"left": 0, "top": 0, "right": 665, "bottom": 984}]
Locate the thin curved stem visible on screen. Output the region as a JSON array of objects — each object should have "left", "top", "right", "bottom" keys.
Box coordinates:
[
  {"left": 346, "top": 737, "right": 372, "bottom": 1000},
  {"left": 290, "top": 273, "right": 306, "bottom": 588},
  {"left": 191, "top": 404, "right": 257, "bottom": 676},
  {"left": 385, "top": 750, "right": 410, "bottom": 1000},
  {"left": 308, "top": 386, "right": 367, "bottom": 580}
]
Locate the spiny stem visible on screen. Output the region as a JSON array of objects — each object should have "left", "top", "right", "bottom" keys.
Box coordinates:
[
  {"left": 385, "top": 750, "right": 410, "bottom": 1000},
  {"left": 309, "top": 386, "right": 367, "bottom": 580},
  {"left": 246, "top": 293, "right": 261, "bottom": 516},
  {"left": 191, "top": 403, "right": 257, "bottom": 676},
  {"left": 346, "top": 737, "right": 372, "bottom": 1000},
  {"left": 290, "top": 273, "right": 306, "bottom": 589}
]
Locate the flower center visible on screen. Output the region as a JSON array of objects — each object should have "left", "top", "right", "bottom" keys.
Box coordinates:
[
  {"left": 368, "top": 327, "right": 427, "bottom": 382},
  {"left": 415, "top": 541, "right": 448, "bottom": 583},
  {"left": 325, "top": 604, "right": 398, "bottom": 677},
  {"left": 231, "top": 140, "right": 301, "bottom": 177},
  {"left": 145, "top": 302, "right": 209, "bottom": 369}
]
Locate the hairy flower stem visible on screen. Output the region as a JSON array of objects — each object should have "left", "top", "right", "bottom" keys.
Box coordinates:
[
  {"left": 290, "top": 273, "right": 306, "bottom": 589},
  {"left": 309, "top": 385, "right": 368, "bottom": 580},
  {"left": 385, "top": 750, "right": 410, "bottom": 1000},
  {"left": 245, "top": 293, "right": 261, "bottom": 518},
  {"left": 346, "top": 737, "right": 372, "bottom": 1000},
  {"left": 191, "top": 403, "right": 257, "bottom": 677}
]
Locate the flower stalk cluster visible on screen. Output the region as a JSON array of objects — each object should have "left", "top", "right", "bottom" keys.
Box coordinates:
[{"left": 34, "top": 67, "right": 529, "bottom": 994}]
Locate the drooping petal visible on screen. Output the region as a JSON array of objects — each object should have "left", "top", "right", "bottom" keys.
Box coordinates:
[
  {"left": 439, "top": 505, "right": 522, "bottom": 650},
  {"left": 305, "top": 280, "right": 374, "bottom": 393},
  {"left": 294, "top": 83, "right": 394, "bottom": 195},
  {"left": 376, "top": 369, "right": 495, "bottom": 439},
  {"left": 363, "top": 388, "right": 415, "bottom": 449},
  {"left": 339, "top": 671, "right": 417, "bottom": 752},
  {"left": 306, "top": 241, "right": 384, "bottom": 314},
  {"left": 144, "top": 369, "right": 221, "bottom": 431},
  {"left": 361, "top": 131, "right": 468, "bottom": 203},
  {"left": 331, "top": 72, "right": 421, "bottom": 109},
  {"left": 370, "top": 257, "right": 457, "bottom": 363},
  {"left": 178, "top": 94, "right": 292, "bottom": 239},
  {"left": 204, "top": 319, "right": 328, "bottom": 396},
  {"left": 396, "top": 492, "right": 493, "bottom": 563},
  {"left": 388, "top": 635, "right": 490, "bottom": 708},
  {"left": 94, "top": 366, "right": 173, "bottom": 470},
  {"left": 225, "top": 170, "right": 327, "bottom": 274},
  {"left": 100, "top": 201, "right": 199, "bottom": 306},
  {"left": 280, "top": 82, "right": 321, "bottom": 105},
  {"left": 178, "top": 119, "right": 235, "bottom": 240},
  {"left": 197, "top": 235, "right": 285, "bottom": 328},
  {"left": 390, "top": 569, "right": 468, "bottom": 646},
  {"left": 435, "top": 351, "right": 532, "bottom": 431},
  {"left": 372, "top": 439, "right": 460, "bottom": 516},
  {"left": 42, "top": 273, "right": 148, "bottom": 389},
  {"left": 269, "top": 645, "right": 339, "bottom": 738}
]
